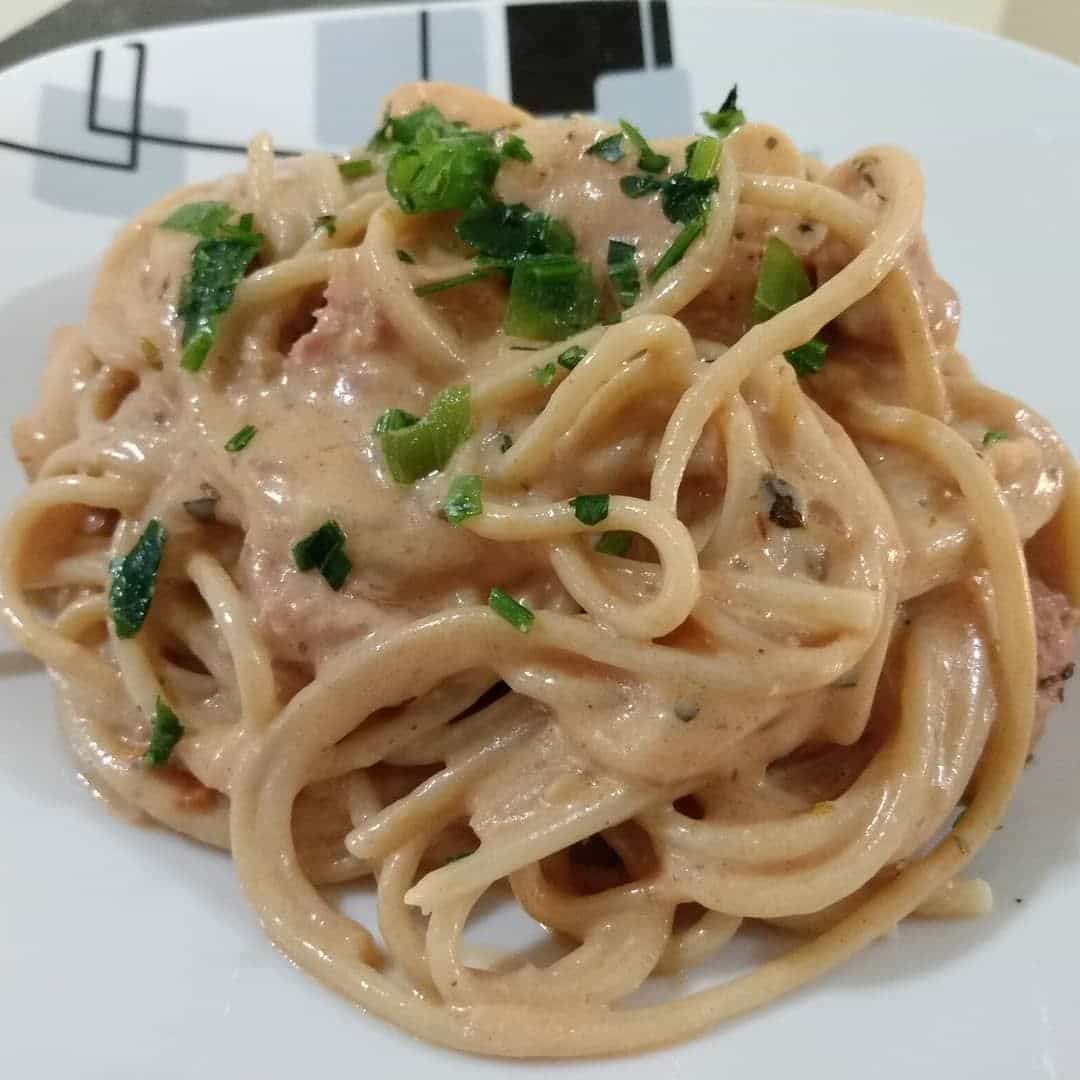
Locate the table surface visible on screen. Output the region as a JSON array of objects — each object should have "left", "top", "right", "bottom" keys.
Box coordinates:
[{"left": 1, "top": 0, "right": 1078, "bottom": 71}]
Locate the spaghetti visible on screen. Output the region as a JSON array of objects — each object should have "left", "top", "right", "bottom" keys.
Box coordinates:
[{"left": 2, "top": 81, "right": 1077, "bottom": 1057}]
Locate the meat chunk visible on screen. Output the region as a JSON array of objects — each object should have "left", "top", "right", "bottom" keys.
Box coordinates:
[{"left": 1031, "top": 576, "right": 1077, "bottom": 742}]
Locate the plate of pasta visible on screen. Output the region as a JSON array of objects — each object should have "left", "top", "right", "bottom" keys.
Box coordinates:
[{"left": 1, "top": 2, "right": 1079, "bottom": 1077}]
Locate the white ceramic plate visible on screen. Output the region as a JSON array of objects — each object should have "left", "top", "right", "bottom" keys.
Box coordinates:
[{"left": 1, "top": 3, "right": 1078, "bottom": 1076}]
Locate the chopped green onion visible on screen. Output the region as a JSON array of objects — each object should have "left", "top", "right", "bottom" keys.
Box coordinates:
[
  {"left": 500, "top": 135, "right": 533, "bottom": 162},
  {"left": 386, "top": 131, "right": 500, "bottom": 214},
  {"left": 983, "top": 430, "right": 1008, "bottom": 446},
  {"left": 396, "top": 249, "right": 416, "bottom": 264},
  {"left": 532, "top": 362, "right": 557, "bottom": 386},
  {"left": 648, "top": 217, "right": 705, "bottom": 283},
  {"left": 504, "top": 255, "right": 599, "bottom": 341},
  {"left": 595, "top": 530, "right": 633, "bottom": 556},
  {"left": 413, "top": 266, "right": 500, "bottom": 297},
  {"left": 456, "top": 201, "right": 574, "bottom": 262},
  {"left": 751, "top": 237, "right": 829, "bottom": 375},
  {"left": 292, "top": 520, "right": 350, "bottom": 590},
  {"left": 618, "top": 119, "right": 669, "bottom": 173},
  {"left": 224, "top": 424, "right": 257, "bottom": 453},
  {"left": 558, "top": 345, "right": 587, "bottom": 370},
  {"left": 659, "top": 172, "right": 718, "bottom": 224},
  {"left": 620, "top": 174, "right": 664, "bottom": 199},
  {"left": 488, "top": 587, "right": 534, "bottom": 632},
  {"left": 687, "top": 135, "right": 721, "bottom": 181},
  {"left": 445, "top": 474, "right": 483, "bottom": 525},
  {"left": 570, "top": 493, "right": 610, "bottom": 526},
  {"left": 144, "top": 697, "right": 184, "bottom": 766},
  {"left": 607, "top": 239, "right": 640, "bottom": 309},
  {"left": 161, "top": 201, "right": 233, "bottom": 238},
  {"left": 372, "top": 407, "right": 419, "bottom": 434},
  {"left": 108, "top": 519, "right": 166, "bottom": 639},
  {"left": 315, "top": 213, "right": 337, "bottom": 237},
  {"left": 339, "top": 157, "right": 375, "bottom": 180},
  {"left": 702, "top": 85, "right": 746, "bottom": 138},
  {"left": 585, "top": 132, "right": 624, "bottom": 163},
  {"left": 372, "top": 104, "right": 457, "bottom": 149},
  {"left": 292, "top": 520, "right": 346, "bottom": 572},
  {"left": 378, "top": 385, "right": 471, "bottom": 484}
]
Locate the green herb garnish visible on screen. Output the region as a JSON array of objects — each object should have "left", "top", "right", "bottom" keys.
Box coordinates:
[
  {"left": 532, "top": 362, "right": 557, "bottom": 386},
  {"left": 376, "top": 385, "right": 471, "bottom": 484},
  {"left": 618, "top": 119, "right": 669, "bottom": 174},
  {"left": 620, "top": 174, "right": 664, "bottom": 199},
  {"left": 108, "top": 519, "right": 166, "bottom": 639},
  {"left": 315, "top": 214, "right": 337, "bottom": 237},
  {"left": 595, "top": 530, "right": 632, "bottom": 556},
  {"left": 457, "top": 201, "right": 574, "bottom": 262},
  {"left": 386, "top": 130, "right": 500, "bottom": 214},
  {"left": 570, "top": 493, "right": 610, "bottom": 526},
  {"left": 557, "top": 345, "right": 587, "bottom": 370},
  {"left": 607, "top": 239, "right": 640, "bottom": 309},
  {"left": 224, "top": 424, "right": 257, "bottom": 453},
  {"left": 702, "top": 85, "right": 746, "bottom": 139},
  {"left": 649, "top": 217, "right": 705, "bottom": 283},
  {"left": 396, "top": 249, "right": 416, "bottom": 264},
  {"left": 174, "top": 210, "right": 263, "bottom": 371},
  {"left": 413, "top": 266, "right": 501, "bottom": 297},
  {"left": 983, "top": 430, "right": 1008, "bottom": 446},
  {"left": 161, "top": 201, "right": 233, "bottom": 238},
  {"left": 585, "top": 132, "right": 624, "bottom": 163},
  {"left": 339, "top": 157, "right": 375, "bottom": 180},
  {"left": 488, "top": 587, "right": 534, "bottom": 632},
  {"left": 751, "top": 236, "right": 829, "bottom": 375},
  {"left": 499, "top": 433, "right": 513, "bottom": 453},
  {"left": 292, "top": 520, "right": 351, "bottom": 590},
  {"left": 504, "top": 255, "right": 599, "bottom": 341},
  {"left": 445, "top": 474, "right": 483, "bottom": 525},
  {"left": 144, "top": 697, "right": 184, "bottom": 766},
  {"left": 500, "top": 135, "right": 533, "bottom": 162}
]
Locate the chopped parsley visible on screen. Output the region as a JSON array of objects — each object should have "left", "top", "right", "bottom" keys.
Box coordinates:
[
  {"left": 413, "top": 266, "right": 500, "bottom": 297},
  {"left": 649, "top": 217, "right": 705, "bottom": 283},
  {"left": 702, "top": 85, "right": 746, "bottom": 139},
  {"left": 504, "top": 255, "right": 599, "bottom": 341},
  {"left": 339, "top": 157, "right": 376, "bottom": 180},
  {"left": 983, "top": 430, "right": 1008, "bottom": 446},
  {"left": 620, "top": 174, "right": 664, "bottom": 199},
  {"left": 500, "top": 135, "right": 533, "bottom": 162},
  {"left": 160, "top": 201, "right": 233, "bottom": 238},
  {"left": 618, "top": 119, "right": 670, "bottom": 173},
  {"left": 108, "top": 519, "right": 166, "bottom": 639},
  {"left": 595, "top": 530, "right": 633, "bottom": 556},
  {"left": 292, "top": 520, "right": 351, "bottom": 590},
  {"left": 752, "top": 236, "right": 829, "bottom": 375},
  {"left": 456, "top": 201, "right": 574, "bottom": 262},
  {"left": 386, "top": 128, "right": 500, "bottom": 214},
  {"left": 488, "top": 587, "right": 535, "bottom": 632},
  {"left": 144, "top": 697, "right": 184, "bottom": 766},
  {"left": 558, "top": 345, "right": 587, "bottom": 370},
  {"left": 173, "top": 209, "right": 263, "bottom": 371},
  {"left": 532, "top": 362, "right": 557, "bottom": 386},
  {"left": 224, "top": 424, "right": 257, "bottom": 453},
  {"left": 585, "top": 132, "right": 624, "bottom": 163},
  {"left": 315, "top": 214, "right": 337, "bottom": 237},
  {"left": 445, "top": 475, "right": 483, "bottom": 525},
  {"left": 375, "top": 385, "right": 471, "bottom": 484},
  {"left": 570, "top": 493, "right": 610, "bottom": 526},
  {"left": 607, "top": 239, "right": 640, "bottom": 309}
]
